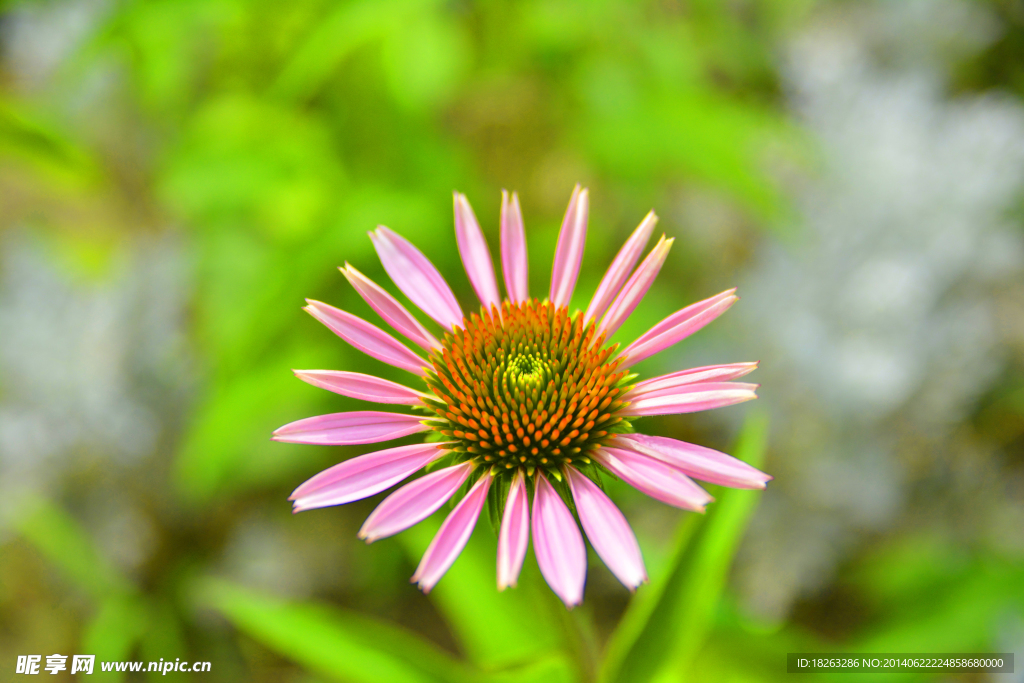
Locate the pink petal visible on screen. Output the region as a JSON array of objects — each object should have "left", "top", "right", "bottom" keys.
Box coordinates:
[
  {"left": 627, "top": 289, "right": 737, "bottom": 349},
  {"left": 620, "top": 289, "right": 737, "bottom": 365},
  {"left": 549, "top": 185, "right": 589, "bottom": 309},
  {"left": 341, "top": 264, "right": 441, "bottom": 351},
  {"left": 293, "top": 370, "right": 426, "bottom": 406},
  {"left": 619, "top": 382, "right": 758, "bottom": 416},
  {"left": 289, "top": 442, "right": 445, "bottom": 512},
  {"left": 584, "top": 210, "right": 657, "bottom": 325},
  {"left": 412, "top": 473, "right": 493, "bottom": 592},
  {"left": 614, "top": 433, "right": 772, "bottom": 490},
  {"left": 304, "top": 300, "right": 429, "bottom": 376},
  {"left": 594, "top": 447, "right": 713, "bottom": 512},
  {"left": 454, "top": 193, "right": 501, "bottom": 312},
  {"left": 358, "top": 462, "right": 474, "bottom": 543},
  {"left": 370, "top": 226, "right": 464, "bottom": 330},
  {"left": 500, "top": 190, "right": 529, "bottom": 304},
  {"left": 566, "top": 467, "right": 647, "bottom": 590},
  {"left": 624, "top": 362, "right": 759, "bottom": 399},
  {"left": 497, "top": 471, "right": 530, "bottom": 590},
  {"left": 532, "top": 473, "right": 587, "bottom": 608},
  {"left": 598, "top": 235, "right": 673, "bottom": 338},
  {"left": 272, "top": 411, "right": 428, "bottom": 446}
]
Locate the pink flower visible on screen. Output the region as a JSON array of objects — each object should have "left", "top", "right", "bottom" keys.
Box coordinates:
[{"left": 275, "top": 186, "right": 770, "bottom": 606}]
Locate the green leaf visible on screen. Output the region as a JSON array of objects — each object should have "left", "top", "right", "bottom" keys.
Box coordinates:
[
  {"left": 271, "top": 0, "right": 420, "bottom": 102},
  {"left": 161, "top": 94, "right": 344, "bottom": 242},
  {"left": 851, "top": 554, "right": 1024, "bottom": 654},
  {"left": 79, "top": 594, "right": 151, "bottom": 683},
  {"left": 0, "top": 98, "right": 102, "bottom": 189},
  {"left": 82, "top": 593, "right": 151, "bottom": 662},
  {"left": 381, "top": 13, "right": 469, "bottom": 111},
  {"left": 173, "top": 357, "right": 317, "bottom": 504},
  {"left": 582, "top": 88, "right": 802, "bottom": 227},
  {"left": 195, "top": 578, "right": 476, "bottom": 683},
  {"left": 140, "top": 598, "right": 189, "bottom": 682},
  {"left": 600, "top": 411, "right": 769, "bottom": 683},
  {"left": 14, "top": 497, "right": 130, "bottom": 599},
  {"left": 487, "top": 653, "right": 577, "bottom": 683},
  {"left": 398, "top": 517, "right": 565, "bottom": 669}
]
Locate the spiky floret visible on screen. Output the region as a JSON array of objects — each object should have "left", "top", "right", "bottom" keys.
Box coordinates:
[{"left": 421, "top": 299, "right": 635, "bottom": 477}]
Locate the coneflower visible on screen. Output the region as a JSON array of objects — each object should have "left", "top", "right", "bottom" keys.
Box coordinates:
[{"left": 274, "top": 186, "right": 770, "bottom": 607}]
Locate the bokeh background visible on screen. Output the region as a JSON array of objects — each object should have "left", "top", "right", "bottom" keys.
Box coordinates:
[{"left": 2, "top": 0, "right": 1023, "bottom": 681}]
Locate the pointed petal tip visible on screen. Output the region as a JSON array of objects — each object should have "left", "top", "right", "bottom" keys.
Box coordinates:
[{"left": 625, "top": 574, "right": 649, "bottom": 592}]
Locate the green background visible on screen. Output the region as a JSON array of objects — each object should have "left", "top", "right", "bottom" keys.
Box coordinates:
[{"left": 1, "top": 0, "right": 1022, "bottom": 681}]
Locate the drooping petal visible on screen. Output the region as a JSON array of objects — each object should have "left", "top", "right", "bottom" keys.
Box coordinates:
[
  {"left": 549, "top": 185, "right": 589, "bottom": 308},
  {"left": 454, "top": 193, "right": 501, "bottom": 312},
  {"left": 412, "top": 473, "right": 493, "bottom": 592},
  {"left": 624, "top": 362, "right": 759, "bottom": 399},
  {"left": 620, "top": 289, "right": 737, "bottom": 365},
  {"left": 594, "top": 447, "right": 713, "bottom": 512},
  {"left": 618, "top": 382, "right": 758, "bottom": 416},
  {"left": 614, "top": 433, "right": 772, "bottom": 490},
  {"left": 584, "top": 210, "right": 657, "bottom": 325},
  {"left": 293, "top": 370, "right": 426, "bottom": 405},
  {"left": 304, "top": 300, "right": 428, "bottom": 375},
  {"left": 370, "top": 226, "right": 464, "bottom": 329},
  {"left": 500, "top": 190, "right": 529, "bottom": 303},
  {"left": 341, "top": 264, "right": 441, "bottom": 351},
  {"left": 566, "top": 467, "right": 647, "bottom": 590},
  {"left": 497, "top": 470, "right": 529, "bottom": 590},
  {"left": 532, "top": 473, "right": 587, "bottom": 608},
  {"left": 289, "top": 442, "right": 445, "bottom": 512},
  {"left": 598, "top": 235, "right": 673, "bottom": 338},
  {"left": 272, "top": 411, "right": 428, "bottom": 446},
  {"left": 358, "top": 462, "right": 474, "bottom": 543}
]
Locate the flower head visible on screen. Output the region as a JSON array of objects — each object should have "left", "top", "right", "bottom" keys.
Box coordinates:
[{"left": 274, "top": 186, "right": 770, "bottom": 607}]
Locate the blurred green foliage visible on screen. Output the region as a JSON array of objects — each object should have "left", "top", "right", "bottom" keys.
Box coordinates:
[{"left": 2, "top": 0, "right": 1022, "bottom": 681}]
